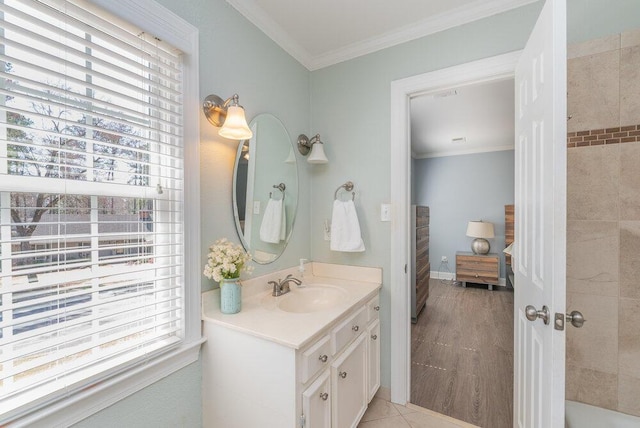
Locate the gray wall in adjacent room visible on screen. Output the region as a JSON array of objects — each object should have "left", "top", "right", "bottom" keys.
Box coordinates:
[{"left": 413, "top": 150, "right": 515, "bottom": 280}]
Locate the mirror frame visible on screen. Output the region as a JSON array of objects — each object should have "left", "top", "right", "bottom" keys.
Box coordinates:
[{"left": 232, "top": 113, "right": 298, "bottom": 264}]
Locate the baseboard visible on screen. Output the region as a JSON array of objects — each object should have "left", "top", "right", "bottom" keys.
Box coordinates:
[{"left": 430, "top": 270, "right": 455, "bottom": 281}]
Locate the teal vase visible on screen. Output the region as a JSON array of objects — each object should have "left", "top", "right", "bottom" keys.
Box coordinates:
[{"left": 220, "top": 278, "right": 241, "bottom": 314}]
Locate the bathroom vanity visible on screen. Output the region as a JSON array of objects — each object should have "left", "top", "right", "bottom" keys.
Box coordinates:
[{"left": 201, "top": 263, "right": 382, "bottom": 428}]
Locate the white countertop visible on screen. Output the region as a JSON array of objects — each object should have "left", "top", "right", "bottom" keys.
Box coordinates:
[{"left": 201, "top": 263, "right": 382, "bottom": 349}]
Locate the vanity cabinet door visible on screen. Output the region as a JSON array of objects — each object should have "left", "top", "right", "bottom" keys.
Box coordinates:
[
  {"left": 367, "top": 318, "right": 380, "bottom": 402},
  {"left": 331, "top": 333, "right": 367, "bottom": 428},
  {"left": 302, "top": 369, "right": 331, "bottom": 428}
]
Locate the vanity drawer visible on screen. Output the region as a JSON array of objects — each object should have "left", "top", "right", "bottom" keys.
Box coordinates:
[
  {"left": 366, "top": 295, "right": 380, "bottom": 322},
  {"left": 301, "top": 334, "right": 332, "bottom": 384},
  {"left": 332, "top": 306, "right": 367, "bottom": 355}
]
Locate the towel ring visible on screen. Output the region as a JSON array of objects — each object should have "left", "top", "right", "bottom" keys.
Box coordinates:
[
  {"left": 334, "top": 181, "right": 355, "bottom": 201},
  {"left": 270, "top": 183, "right": 286, "bottom": 200}
]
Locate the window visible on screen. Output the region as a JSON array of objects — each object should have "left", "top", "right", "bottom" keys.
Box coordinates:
[{"left": 0, "top": 0, "right": 199, "bottom": 422}]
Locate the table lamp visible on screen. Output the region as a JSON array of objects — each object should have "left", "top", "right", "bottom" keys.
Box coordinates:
[{"left": 466, "top": 221, "right": 495, "bottom": 255}]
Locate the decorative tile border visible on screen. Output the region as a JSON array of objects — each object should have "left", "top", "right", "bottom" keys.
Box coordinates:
[{"left": 567, "top": 125, "right": 640, "bottom": 148}]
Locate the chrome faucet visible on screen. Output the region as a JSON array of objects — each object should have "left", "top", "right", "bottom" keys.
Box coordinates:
[{"left": 269, "top": 274, "right": 302, "bottom": 297}]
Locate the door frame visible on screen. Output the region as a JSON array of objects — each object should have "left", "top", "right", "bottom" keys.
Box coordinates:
[{"left": 389, "top": 50, "right": 522, "bottom": 404}]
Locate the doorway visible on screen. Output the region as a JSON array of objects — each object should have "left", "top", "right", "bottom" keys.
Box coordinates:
[
  {"left": 389, "top": 51, "right": 521, "bottom": 404},
  {"left": 408, "top": 79, "right": 516, "bottom": 427}
]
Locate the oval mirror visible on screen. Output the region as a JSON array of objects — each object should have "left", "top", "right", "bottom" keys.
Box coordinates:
[{"left": 233, "top": 114, "right": 298, "bottom": 264}]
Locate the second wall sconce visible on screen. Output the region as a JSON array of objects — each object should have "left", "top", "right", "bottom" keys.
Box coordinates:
[
  {"left": 297, "top": 133, "right": 329, "bottom": 164},
  {"left": 202, "top": 93, "right": 253, "bottom": 140}
]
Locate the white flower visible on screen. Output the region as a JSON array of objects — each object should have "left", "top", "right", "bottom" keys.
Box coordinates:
[{"left": 203, "top": 238, "right": 252, "bottom": 282}]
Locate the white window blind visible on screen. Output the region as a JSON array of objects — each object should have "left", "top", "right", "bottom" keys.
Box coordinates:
[{"left": 0, "top": 0, "right": 184, "bottom": 419}]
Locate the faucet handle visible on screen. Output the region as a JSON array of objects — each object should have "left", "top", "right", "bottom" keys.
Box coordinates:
[{"left": 269, "top": 280, "right": 281, "bottom": 297}]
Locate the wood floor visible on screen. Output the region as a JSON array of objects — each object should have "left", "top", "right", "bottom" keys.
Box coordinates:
[{"left": 410, "top": 278, "right": 514, "bottom": 428}]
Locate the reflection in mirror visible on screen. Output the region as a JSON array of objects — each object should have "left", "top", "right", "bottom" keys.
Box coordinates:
[{"left": 233, "top": 114, "right": 298, "bottom": 264}]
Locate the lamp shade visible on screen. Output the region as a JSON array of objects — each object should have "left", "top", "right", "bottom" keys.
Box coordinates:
[
  {"left": 219, "top": 105, "right": 253, "bottom": 140},
  {"left": 466, "top": 221, "right": 495, "bottom": 239},
  {"left": 307, "top": 142, "right": 328, "bottom": 164}
]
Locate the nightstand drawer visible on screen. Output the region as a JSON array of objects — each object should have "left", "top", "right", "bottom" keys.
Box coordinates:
[
  {"left": 456, "top": 252, "right": 499, "bottom": 286},
  {"left": 456, "top": 271, "right": 499, "bottom": 283},
  {"left": 456, "top": 255, "right": 498, "bottom": 268}
]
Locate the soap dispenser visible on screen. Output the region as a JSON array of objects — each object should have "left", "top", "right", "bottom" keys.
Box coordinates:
[{"left": 299, "top": 258, "right": 308, "bottom": 287}]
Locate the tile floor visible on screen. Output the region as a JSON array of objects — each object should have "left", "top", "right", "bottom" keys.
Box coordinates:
[{"left": 357, "top": 397, "right": 479, "bottom": 428}]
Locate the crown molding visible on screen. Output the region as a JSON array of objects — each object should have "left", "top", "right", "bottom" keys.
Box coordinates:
[
  {"left": 227, "top": 0, "right": 538, "bottom": 71},
  {"left": 309, "top": 0, "right": 538, "bottom": 70}
]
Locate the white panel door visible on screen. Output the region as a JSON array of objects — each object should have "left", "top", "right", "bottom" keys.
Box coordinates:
[{"left": 514, "top": 0, "right": 566, "bottom": 427}]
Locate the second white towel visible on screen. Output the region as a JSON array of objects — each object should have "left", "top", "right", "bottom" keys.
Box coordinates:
[
  {"left": 330, "top": 199, "right": 365, "bottom": 252},
  {"left": 260, "top": 198, "right": 286, "bottom": 243}
]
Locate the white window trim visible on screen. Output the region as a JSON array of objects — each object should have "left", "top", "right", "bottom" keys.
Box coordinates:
[{"left": 8, "top": 1, "right": 202, "bottom": 426}]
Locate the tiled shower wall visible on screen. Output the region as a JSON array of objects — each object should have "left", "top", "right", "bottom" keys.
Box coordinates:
[{"left": 566, "top": 29, "right": 640, "bottom": 417}]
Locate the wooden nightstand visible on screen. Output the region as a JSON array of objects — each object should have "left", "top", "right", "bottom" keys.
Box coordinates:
[{"left": 456, "top": 252, "right": 500, "bottom": 290}]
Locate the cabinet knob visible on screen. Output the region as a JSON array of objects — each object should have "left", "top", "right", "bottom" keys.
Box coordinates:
[
  {"left": 319, "top": 392, "right": 329, "bottom": 401},
  {"left": 352, "top": 325, "right": 359, "bottom": 332},
  {"left": 339, "top": 371, "right": 347, "bottom": 379},
  {"left": 318, "top": 354, "right": 328, "bottom": 363},
  {"left": 374, "top": 305, "right": 380, "bottom": 311},
  {"left": 371, "top": 334, "right": 378, "bottom": 340}
]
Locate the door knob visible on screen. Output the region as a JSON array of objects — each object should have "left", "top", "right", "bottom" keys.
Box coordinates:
[
  {"left": 566, "top": 310, "right": 586, "bottom": 328},
  {"left": 525, "top": 305, "right": 550, "bottom": 325}
]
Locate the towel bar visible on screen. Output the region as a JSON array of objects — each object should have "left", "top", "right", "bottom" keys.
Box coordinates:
[
  {"left": 270, "top": 183, "right": 286, "bottom": 200},
  {"left": 334, "top": 181, "right": 355, "bottom": 201}
]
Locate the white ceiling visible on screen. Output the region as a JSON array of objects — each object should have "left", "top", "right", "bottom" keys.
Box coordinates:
[
  {"left": 226, "top": 0, "right": 537, "bottom": 70},
  {"left": 410, "top": 78, "right": 515, "bottom": 158}
]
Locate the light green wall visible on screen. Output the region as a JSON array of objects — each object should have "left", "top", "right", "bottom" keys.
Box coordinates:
[
  {"left": 73, "top": 361, "right": 202, "bottom": 428},
  {"left": 309, "top": 2, "right": 544, "bottom": 390},
  {"left": 568, "top": 0, "right": 640, "bottom": 44},
  {"left": 74, "top": 0, "right": 640, "bottom": 425},
  {"left": 153, "top": 0, "right": 312, "bottom": 288}
]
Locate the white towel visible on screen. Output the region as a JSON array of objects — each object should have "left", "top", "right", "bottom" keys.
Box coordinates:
[
  {"left": 260, "top": 198, "right": 286, "bottom": 243},
  {"left": 330, "top": 199, "right": 365, "bottom": 252}
]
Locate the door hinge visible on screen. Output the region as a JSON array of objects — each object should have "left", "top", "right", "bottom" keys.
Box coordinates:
[
  {"left": 404, "top": 263, "right": 407, "bottom": 273},
  {"left": 300, "top": 413, "right": 306, "bottom": 428}
]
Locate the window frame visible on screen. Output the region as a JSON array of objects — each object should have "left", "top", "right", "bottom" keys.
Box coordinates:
[{"left": 7, "top": 0, "right": 202, "bottom": 425}]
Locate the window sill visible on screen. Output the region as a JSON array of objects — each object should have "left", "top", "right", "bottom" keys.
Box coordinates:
[{"left": 10, "top": 338, "right": 205, "bottom": 428}]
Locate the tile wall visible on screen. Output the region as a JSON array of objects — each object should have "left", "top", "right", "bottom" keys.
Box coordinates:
[{"left": 566, "top": 28, "right": 640, "bottom": 417}]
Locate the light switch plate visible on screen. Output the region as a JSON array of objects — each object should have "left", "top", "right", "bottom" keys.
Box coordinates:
[
  {"left": 380, "top": 204, "right": 391, "bottom": 222},
  {"left": 253, "top": 201, "right": 260, "bottom": 215}
]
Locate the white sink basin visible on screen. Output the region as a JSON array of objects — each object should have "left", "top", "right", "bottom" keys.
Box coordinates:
[{"left": 275, "top": 285, "right": 349, "bottom": 313}]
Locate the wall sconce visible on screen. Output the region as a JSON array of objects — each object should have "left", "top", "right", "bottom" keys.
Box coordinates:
[
  {"left": 466, "top": 220, "right": 495, "bottom": 255},
  {"left": 297, "top": 133, "right": 328, "bottom": 164},
  {"left": 202, "top": 93, "right": 253, "bottom": 140}
]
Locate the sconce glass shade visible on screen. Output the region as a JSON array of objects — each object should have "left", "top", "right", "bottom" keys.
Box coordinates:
[
  {"left": 218, "top": 105, "right": 253, "bottom": 140},
  {"left": 307, "top": 142, "right": 328, "bottom": 164}
]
